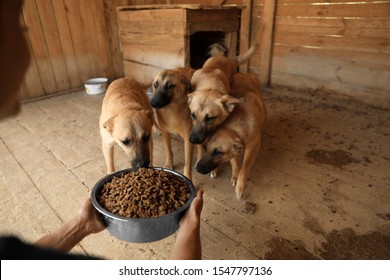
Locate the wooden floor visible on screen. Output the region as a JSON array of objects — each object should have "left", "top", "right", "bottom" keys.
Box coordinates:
[{"left": 1, "top": 87, "right": 389, "bottom": 260}]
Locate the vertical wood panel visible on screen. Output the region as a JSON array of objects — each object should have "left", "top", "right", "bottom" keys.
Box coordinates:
[
  {"left": 20, "top": 12, "right": 44, "bottom": 98},
  {"left": 51, "top": 0, "right": 82, "bottom": 88},
  {"left": 35, "top": 0, "right": 71, "bottom": 92},
  {"left": 238, "top": 0, "right": 252, "bottom": 73},
  {"left": 22, "top": 0, "right": 58, "bottom": 94},
  {"left": 259, "top": 0, "right": 275, "bottom": 87},
  {"left": 20, "top": 0, "right": 127, "bottom": 100},
  {"left": 269, "top": 0, "right": 390, "bottom": 107}
]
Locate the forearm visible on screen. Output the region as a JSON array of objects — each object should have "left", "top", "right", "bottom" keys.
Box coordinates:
[
  {"left": 34, "top": 214, "right": 89, "bottom": 252},
  {"left": 170, "top": 225, "right": 201, "bottom": 260}
]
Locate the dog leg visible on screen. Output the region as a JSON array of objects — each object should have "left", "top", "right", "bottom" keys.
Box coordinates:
[
  {"left": 102, "top": 141, "right": 115, "bottom": 174},
  {"left": 230, "top": 156, "right": 240, "bottom": 187},
  {"left": 235, "top": 142, "right": 260, "bottom": 199},
  {"left": 161, "top": 129, "right": 173, "bottom": 170},
  {"left": 183, "top": 139, "right": 194, "bottom": 180}
]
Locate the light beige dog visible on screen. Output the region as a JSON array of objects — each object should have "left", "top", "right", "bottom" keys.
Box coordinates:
[
  {"left": 188, "top": 45, "right": 258, "bottom": 144},
  {"left": 195, "top": 73, "right": 267, "bottom": 199},
  {"left": 149, "top": 67, "right": 201, "bottom": 180},
  {"left": 99, "top": 77, "right": 154, "bottom": 174}
]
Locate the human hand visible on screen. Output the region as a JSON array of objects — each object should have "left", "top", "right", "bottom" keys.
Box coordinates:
[
  {"left": 180, "top": 189, "right": 204, "bottom": 229},
  {"left": 78, "top": 196, "right": 106, "bottom": 235}
]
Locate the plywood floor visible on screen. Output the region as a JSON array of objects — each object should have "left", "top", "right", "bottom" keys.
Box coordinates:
[{"left": 1, "top": 87, "right": 389, "bottom": 260}]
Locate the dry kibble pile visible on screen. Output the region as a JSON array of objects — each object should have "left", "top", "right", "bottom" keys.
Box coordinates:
[{"left": 98, "top": 168, "right": 191, "bottom": 218}]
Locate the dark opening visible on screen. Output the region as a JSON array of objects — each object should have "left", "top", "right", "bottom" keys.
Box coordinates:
[{"left": 189, "top": 31, "right": 226, "bottom": 69}]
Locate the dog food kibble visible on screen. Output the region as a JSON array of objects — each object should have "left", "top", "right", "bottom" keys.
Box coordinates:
[{"left": 98, "top": 168, "right": 191, "bottom": 218}]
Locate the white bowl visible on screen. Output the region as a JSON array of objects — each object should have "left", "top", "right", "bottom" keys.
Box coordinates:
[{"left": 84, "top": 77, "right": 108, "bottom": 95}]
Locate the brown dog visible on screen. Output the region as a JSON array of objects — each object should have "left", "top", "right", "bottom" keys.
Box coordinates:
[
  {"left": 99, "top": 77, "right": 154, "bottom": 174},
  {"left": 149, "top": 67, "right": 201, "bottom": 180},
  {"left": 188, "top": 45, "right": 258, "bottom": 144},
  {"left": 195, "top": 73, "right": 267, "bottom": 199}
]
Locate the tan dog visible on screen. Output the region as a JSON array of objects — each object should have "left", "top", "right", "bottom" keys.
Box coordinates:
[
  {"left": 99, "top": 77, "right": 154, "bottom": 174},
  {"left": 149, "top": 67, "right": 200, "bottom": 180},
  {"left": 188, "top": 45, "right": 258, "bottom": 144},
  {"left": 195, "top": 73, "right": 267, "bottom": 199}
]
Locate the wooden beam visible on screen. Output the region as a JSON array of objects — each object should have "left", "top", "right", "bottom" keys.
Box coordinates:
[
  {"left": 239, "top": 0, "right": 252, "bottom": 73},
  {"left": 259, "top": 0, "right": 276, "bottom": 87}
]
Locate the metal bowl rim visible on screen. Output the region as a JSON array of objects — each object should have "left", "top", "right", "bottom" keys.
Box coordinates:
[{"left": 91, "top": 167, "right": 195, "bottom": 222}]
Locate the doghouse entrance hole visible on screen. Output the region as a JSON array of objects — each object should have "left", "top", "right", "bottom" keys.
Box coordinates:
[{"left": 190, "top": 31, "right": 226, "bottom": 69}]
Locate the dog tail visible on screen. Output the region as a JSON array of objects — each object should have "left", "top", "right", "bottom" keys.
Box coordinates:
[{"left": 236, "top": 44, "right": 258, "bottom": 65}]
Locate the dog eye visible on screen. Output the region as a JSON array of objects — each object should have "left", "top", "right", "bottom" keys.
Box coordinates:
[
  {"left": 142, "top": 134, "right": 150, "bottom": 143},
  {"left": 205, "top": 115, "right": 216, "bottom": 124},
  {"left": 213, "top": 148, "right": 223, "bottom": 156},
  {"left": 164, "top": 83, "right": 175, "bottom": 90},
  {"left": 191, "top": 113, "right": 197, "bottom": 120},
  {"left": 121, "top": 139, "right": 131, "bottom": 146},
  {"left": 153, "top": 81, "right": 159, "bottom": 88}
]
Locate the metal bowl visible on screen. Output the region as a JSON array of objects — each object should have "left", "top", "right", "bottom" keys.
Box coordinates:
[{"left": 91, "top": 167, "right": 195, "bottom": 243}]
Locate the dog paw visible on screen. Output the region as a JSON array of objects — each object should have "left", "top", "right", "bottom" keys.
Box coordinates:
[
  {"left": 231, "top": 177, "right": 237, "bottom": 187},
  {"left": 164, "top": 163, "right": 173, "bottom": 170},
  {"left": 235, "top": 184, "right": 245, "bottom": 200},
  {"left": 153, "top": 126, "right": 162, "bottom": 136}
]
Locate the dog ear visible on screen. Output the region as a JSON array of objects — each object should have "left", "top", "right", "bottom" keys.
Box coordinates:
[
  {"left": 220, "top": 95, "right": 245, "bottom": 113},
  {"left": 187, "top": 93, "right": 194, "bottom": 104},
  {"left": 232, "top": 138, "right": 244, "bottom": 154},
  {"left": 142, "top": 109, "right": 154, "bottom": 121},
  {"left": 103, "top": 117, "right": 115, "bottom": 134},
  {"left": 181, "top": 76, "right": 192, "bottom": 93}
]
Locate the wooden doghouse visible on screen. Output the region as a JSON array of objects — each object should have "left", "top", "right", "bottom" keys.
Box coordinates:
[{"left": 117, "top": 4, "right": 243, "bottom": 85}]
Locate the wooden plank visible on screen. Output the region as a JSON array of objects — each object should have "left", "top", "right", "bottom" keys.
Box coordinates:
[
  {"left": 271, "top": 71, "right": 390, "bottom": 108},
  {"left": 273, "top": 44, "right": 390, "bottom": 70},
  {"left": 119, "top": 19, "right": 185, "bottom": 35},
  {"left": 118, "top": 8, "right": 184, "bottom": 22},
  {"left": 259, "top": 0, "right": 276, "bottom": 87},
  {"left": 0, "top": 139, "right": 63, "bottom": 243},
  {"left": 51, "top": 0, "right": 82, "bottom": 88},
  {"left": 225, "top": 31, "right": 238, "bottom": 57},
  {"left": 186, "top": 20, "right": 240, "bottom": 34},
  {"left": 35, "top": 0, "right": 71, "bottom": 92},
  {"left": 102, "top": 0, "right": 130, "bottom": 78},
  {"left": 273, "top": 32, "right": 390, "bottom": 55},
  {"left": 278, "top": 0, "right": 385, "bottom": 4},
  {"left": 275, "top": 18, "right": 390, "bottom": 39},
  {"left": 123, "top": 60, "right": 164, "bottom": 85},
  {"left": 239, "top": 0, "right": 252, "bottom": 73},
  {"left": 272, "top": 53, "right": 390, "bottom": 90},
  {"left": 78, "top": 0, "right": 115, "bottom": 79},
  {"left": 186, "top": 8, "right": 240, "bottom": 23},
  {"left": 121, "top": 41, "right": 185, "bottom": 68},
  {"left": 20, "top": 14, "right": 44, "bottom": 99},
  {"left": 120, "top": 32, "right": 184, "bottom": 46},
  {"left": 21, "top": 1, "right": 57, "bottom": 94},
  {"left": 276, "top": 2, "right": 390, "bottom": 18},
  {"left": 63, "top": 0, "right": 94, "bottom": 82}
]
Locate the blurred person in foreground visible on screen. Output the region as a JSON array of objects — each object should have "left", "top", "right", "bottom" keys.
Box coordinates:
[{"left": 0, "top": 0, "right": 203, "bottom": 260}]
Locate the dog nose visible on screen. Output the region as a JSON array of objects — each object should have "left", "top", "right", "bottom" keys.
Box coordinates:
[
  {"left": 189, "top": 134, "right": 202, "bottom": 144},
  {"left": 133, "top": 158, "right": 150, "bottom": 168},
  {"left": 195, "top": 161, "right": 210, "bottom": 174}
]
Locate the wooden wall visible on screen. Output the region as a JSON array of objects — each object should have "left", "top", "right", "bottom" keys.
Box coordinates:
[
  {"left": 19, "top": 0, "right": 132, "bottom": 99},
  {"left": 269, "top": 0, "right": 390, "bottom": 107},
  {"left": 19, "top": 0, "right": 390, "bottom": 108}
]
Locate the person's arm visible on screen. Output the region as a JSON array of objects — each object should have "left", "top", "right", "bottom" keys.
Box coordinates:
[
  {"left": 169, "top": 189, "right": 204, "bottom": 260},
  {"left": 34, "top": 196, "right": 105, "bottom": 252}
]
